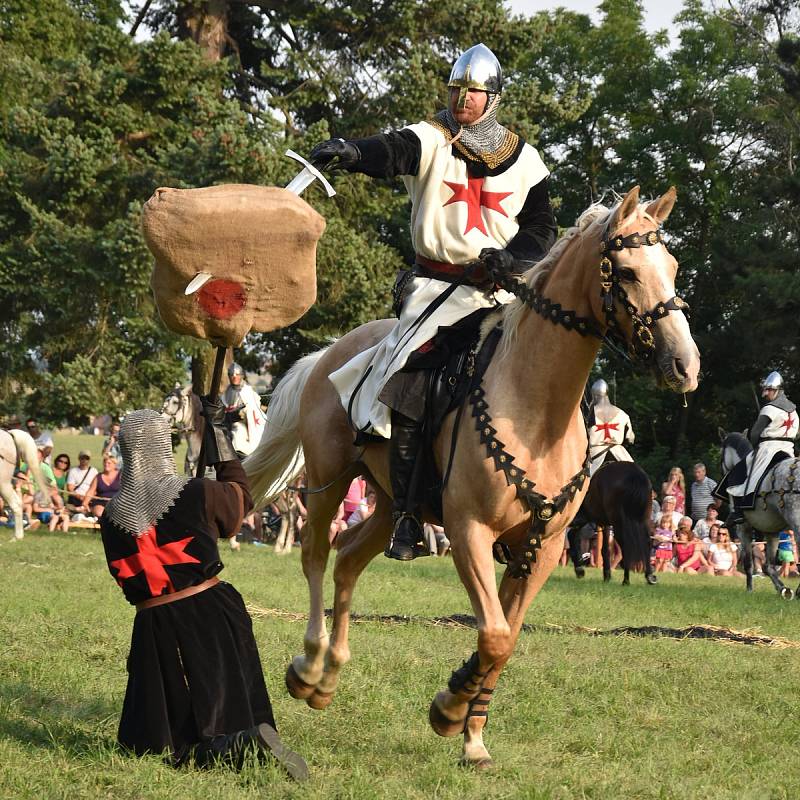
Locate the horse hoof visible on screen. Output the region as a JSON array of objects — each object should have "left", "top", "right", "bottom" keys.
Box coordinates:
[
  {"left": 306, "top": 689, "right": 334, "bottom": 710},
  {"left": 429, "top": 696, "right": 466, "bottom": 738},
  {"left": 285, "top": 663, "right": 316, "bottom": 700},
  {"left": 622, "top": 578, "right": 630, "bottom": 586},
  {"left": 603, "top": 572, "right": 611, "bottom": 583},
  {"left": 459, "top": 756, "right": 494, "bottom": 770},
  {"left": 575, "top": 567, "right": 585, "bottom": 579},
  {"left": 781, "top": 587, "right": 794, "bottom": 600},
  {"left": 646, "top": 574, "right": 658, "bottom": 585}
]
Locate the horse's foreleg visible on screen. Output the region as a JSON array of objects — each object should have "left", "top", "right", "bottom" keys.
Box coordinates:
[
  {"left": 600, "top": 525, "right": 611, "bottom": 582},
  {"left": 461, "top": 530, "right": 563, "bottom": 767},
  {"left": 739, "top": 528, "right": 754, "bottom": 593},
  {"left": 286, "top": 483, "right": 346, "bottom": 698},
  {"left": 763, "top": 535, "right": 793, "bottom": 599},
  {"left": 430, "top": 521, "right": 511, "bottom": 739},
  {"left": 310, "top": 498, "right": 392, "bottom": 709}
]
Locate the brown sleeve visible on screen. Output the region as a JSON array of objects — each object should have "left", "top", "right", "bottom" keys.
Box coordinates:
[{"left": 203, "top": 459, "right": 254, "bottom": 539}]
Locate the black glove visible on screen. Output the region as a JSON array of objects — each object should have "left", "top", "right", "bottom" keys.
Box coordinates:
[
  {"left": 224, "top": 403, "right": 245, "bottom": 430},
  {"left": 479, "top": 248, "right": 516, "bottom": 284},
  {"left": 309, "top": 138, "right": 361, "bottom": 171},
  {"left": 201, "top": 395, "right": 238, "bottom": 465}
]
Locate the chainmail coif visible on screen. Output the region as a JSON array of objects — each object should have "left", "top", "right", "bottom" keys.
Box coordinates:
[
  {"left": 436, "top": 93, "right": 507, "bottom": 159},
  {"left": 106, "top": 409, "right": 188, "bottom": 537}
]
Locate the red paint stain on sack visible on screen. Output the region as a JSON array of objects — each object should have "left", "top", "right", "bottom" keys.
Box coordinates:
[{"left": 197, "top": 279, "right": 246, "bottom": 320}]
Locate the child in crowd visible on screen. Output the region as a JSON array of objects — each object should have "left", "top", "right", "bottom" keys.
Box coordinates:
[
  {"left": 675, "top": 527, "right": 713, "bottom": 574},
  {"left": 653, "top": 513, "right": 676, "bottom": 572},
  {"left": 777, "top": 529, "right": 798, "bottom": 578}
]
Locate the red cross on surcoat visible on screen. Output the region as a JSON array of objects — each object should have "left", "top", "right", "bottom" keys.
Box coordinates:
[
  {"left": 443, "top": 177, "right": 512, "bottom": 236},
  {"left": 781, "top": 413, "right": 795, "bottom": 435},
  {"left": 109, "top": 527, "right": 201, "bottom": 596},
  {"left": 595, "top": 422, "right": 619, "bottom": 441}
]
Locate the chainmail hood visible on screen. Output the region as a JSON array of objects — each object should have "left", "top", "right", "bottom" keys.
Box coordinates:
[
  {"left": 435, "top": 95, "right": 509, "bottom": 162},
  {"left": 766, "top": 393, "right": 796, "bottom": 414},
  {"left": 106, "top": 409, "right": 188, "bottom": 537}
]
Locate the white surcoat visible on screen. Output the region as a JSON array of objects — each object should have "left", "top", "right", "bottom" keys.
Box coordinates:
[
  {"left": 223, "top": 383, "right": 266, "bottom": 456},
  {"left": 329, "top": 121, "right": 549, "bottom": 438},
  {"left": 588, "top": 406, "right": 634, "bottom": 476},
  {"left": 728, "top": 403, "right": 798, "bottom": 497}
]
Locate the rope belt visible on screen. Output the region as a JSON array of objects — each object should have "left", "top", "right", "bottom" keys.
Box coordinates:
[{"left": 136, "top": 576, "right": 220, "bottom": 611}]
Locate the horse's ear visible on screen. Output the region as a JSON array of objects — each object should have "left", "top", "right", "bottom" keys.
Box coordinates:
[
  {"left": 717, "top": 426, "right": 727, "bottom": 442},
  {"left": 617, "top": 185, "right": 640, "bottom": 225},
  {"left": 645, "top": 186, "right": 677, "bottom": 224}
]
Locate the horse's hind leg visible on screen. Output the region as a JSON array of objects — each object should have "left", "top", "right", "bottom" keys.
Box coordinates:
[
  {"left": 461, "top": 530, "right": 564, "bottom": 768},
  {"left": 307, "top": 491, "right": 392, "bottom": 710},
  {"left": 285, "top": 477, "right": 350, "bottom": 698},
  {"left": 600, "top": 526, "right": 611, "bottom": 582},
  {"left": 1, "top": 481, "right": 24, "bottom": 541}
]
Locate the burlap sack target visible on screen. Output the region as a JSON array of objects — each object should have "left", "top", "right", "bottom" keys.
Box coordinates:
[{"left": 143, "top": 184, "right": 324, "bottom": 347}]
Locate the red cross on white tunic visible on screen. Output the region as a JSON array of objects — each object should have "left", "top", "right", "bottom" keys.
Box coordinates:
[
  {"left": 780, "top": 413, "right": 795, "bottom": 435},
  {"left": 595, "top": 422, "right": 619, "bottom": 441},
  {"left": 443, "top": 177, "right": 512, "bottom": 236},
  {"left": 109, "top": 527, "right": 201, "bottom": 596}
]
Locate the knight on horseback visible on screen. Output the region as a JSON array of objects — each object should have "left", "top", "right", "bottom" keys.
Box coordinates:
[
  {"left": 222, "top": 363, "right": 266, "bottom": 458},
  {"left": 586, "top": 378, "right": 635, "bottom": 476},
  {"left": 722, "top": 371, "right": 799, "bottom": 520},
  {"left": 309, "top": 43, "right": 557, "bottom": 560}
]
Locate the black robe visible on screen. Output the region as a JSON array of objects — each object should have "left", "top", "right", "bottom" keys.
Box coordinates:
[{"left": 100, "top": 460, "right": 274, "bottom": 763}]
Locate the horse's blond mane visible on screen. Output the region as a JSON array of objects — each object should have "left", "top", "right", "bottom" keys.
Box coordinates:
[{"left": 500, "top": 198, "right": 625, "bottom": 353}]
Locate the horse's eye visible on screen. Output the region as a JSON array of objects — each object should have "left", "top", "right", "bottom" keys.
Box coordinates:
[{"left": 618, "top": 268, "right": 638, "bottom": 283}]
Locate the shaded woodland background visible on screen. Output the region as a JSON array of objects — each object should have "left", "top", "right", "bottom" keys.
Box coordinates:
[{"left": 1, "top": 0, "right": 798, "bottom": 478}]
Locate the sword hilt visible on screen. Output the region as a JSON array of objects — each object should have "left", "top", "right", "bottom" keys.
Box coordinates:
[{"left": 285, "top": 149, "right": 336, "bottom": 198}]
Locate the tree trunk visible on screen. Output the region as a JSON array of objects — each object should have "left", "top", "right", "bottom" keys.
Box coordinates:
[{"left": 176, "top": 0, "right": 229, "bottom": 62}]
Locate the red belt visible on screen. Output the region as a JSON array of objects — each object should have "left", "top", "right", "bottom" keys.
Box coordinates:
[
  {"left": 415, "top": 254, "right": 488, "bottom": 283},
  {"left": 136, "top": 576, "right": 220, "bottom": 611}
]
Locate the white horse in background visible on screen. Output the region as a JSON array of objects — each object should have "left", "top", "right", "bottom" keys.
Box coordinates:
[
  {"left": 160, "top": 385, "right": 204, "bottom": 477},
  {"left": 0, "top": 429, "right": 53, "bottom": 540}
]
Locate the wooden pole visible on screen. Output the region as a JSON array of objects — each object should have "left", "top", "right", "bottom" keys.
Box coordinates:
[{"left": 195, "top": 345, "right": 228, "bottom": 476}]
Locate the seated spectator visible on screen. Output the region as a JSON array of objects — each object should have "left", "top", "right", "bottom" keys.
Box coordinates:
[
  {"left": 777, "top": 530, "right": 798, "bottom": 578},
  {"left": 661, "top": 467, "right": 686, "bottom": 513},
  {"left": 659, "top": 495, "right": 683, "bottom": 529},
  {"left": 707, "top": 527, "right": 739, "bottom": 576},
  {"left": 424, "top": 523, "right": 450, "bottom": 556},
  {"left": 342, "top": 476, "right": 366, "bottom": 521},
  {"left": 347, "top": 488, "right": 377, "bottom": 526},
  {"left": 26, "top": 418, "right": 54, "bottom": 464},
  {"left": 329, "top": 503, "right": 347, "bottom": 548},
  {"left": 675, "top": 527, "right": 713, "bottom": 574},
  {"left": 35, "top": 445, "right": 70, "bottom": 533},
  {"left": 52, "top": 453, "right": 71, "bottom": 497},
  {"left": 102, "top": 421, "right": 123, "bottom": 471},
  {"left": 80, "top": 456, "right": 121, "bottom": 519},
  {"left": 687, "top": 463, "right": 718, "bottom": 522},
  {"left": 66, "top": 451, "right": 98, "bottom": 511},
  {"left": 653, "top": 514, "right": 676, "bottom": 572},
  {"left": 693, "top": 504, "right": 719, "bottom": 540}
]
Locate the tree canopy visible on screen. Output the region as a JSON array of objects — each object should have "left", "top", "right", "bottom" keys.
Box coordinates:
[{"left": 1, "top": 0, "right": 798, "bottom": 481}]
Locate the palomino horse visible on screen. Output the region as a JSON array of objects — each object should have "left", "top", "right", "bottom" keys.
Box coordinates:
[
  {"left": 244, "top": 186, "right": 700, "bottom": 766},
  {"left": 720, "top": 431, "right": 800, "bottom": 598},
  {"left": 0, "top": 429, "right": 53, "bottom": 540},
  {"left": 160, "top": 385, "right": 204, "bottom": 477},
  {"left": 567, "top": 460, "right": 655, "bottom": 585}
]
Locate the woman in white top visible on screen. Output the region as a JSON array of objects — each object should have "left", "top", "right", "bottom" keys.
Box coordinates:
[{"left": 707, "top": 527, "right": 739, "bottom": 576}]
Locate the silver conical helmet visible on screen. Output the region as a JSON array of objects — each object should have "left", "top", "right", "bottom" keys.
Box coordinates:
[
  {"left": 228, "top": 362, "right": 244, "bottom": 378},
  {"left": 762, "top": 371, "right": 783, "bottom": 391},
  {"left": 448, "top": 43, "right": 503, "bottom": 109},
  {"left": 591, "top": 379, "right": 609, "bottom": 404}
]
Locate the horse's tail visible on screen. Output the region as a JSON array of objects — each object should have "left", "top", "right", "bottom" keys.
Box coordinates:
[
  {"left": 243, "top": 348, "right": 327, "bottom": 509},
  {"left": 8, "top": 429, "right": 55, "bottom": 503},
  {"left": 615, "top": 465, "right": 651, "bottom": 570}
]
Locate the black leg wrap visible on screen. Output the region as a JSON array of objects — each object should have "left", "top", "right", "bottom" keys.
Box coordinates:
[{"left": 448, "top": 651, "right": 487, "bottom": 696}]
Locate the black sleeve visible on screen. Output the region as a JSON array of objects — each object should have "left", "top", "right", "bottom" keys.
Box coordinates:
[
  {"left": 749, "top": 414, "right": 771, "bottom": 447},
  {"left": 347, "top": 129, "right": 422, "bottom": 178},
  {"left": 203, "top": 459, "right": 253, "bottom": 539},
  {"left": 505, "top": 177, "right": 558, "bottom": 264}
]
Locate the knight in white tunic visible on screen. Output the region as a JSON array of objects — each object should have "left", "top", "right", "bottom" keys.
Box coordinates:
[
  {"left": 309, "top": 44, "right": 556, "bottom": 561},
  {"left": 222, "top": 363, "right": 267, "bottom": 458},
  {"left": 725, "top": 371, "right": 798, "bottom": 512},
  {"left": 586, "top": 379, "right": 635, "bottom": 476}
]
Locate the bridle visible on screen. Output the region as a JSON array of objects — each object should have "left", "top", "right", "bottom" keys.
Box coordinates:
[
  {"left": 502, "top": 226, "right": 690, "bottom": 365},
  {"left": 160, "top": 388, "right": 193, "bottom": 432}
]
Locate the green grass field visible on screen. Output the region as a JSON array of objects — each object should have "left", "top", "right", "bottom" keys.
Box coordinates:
[{"left": 2, "top": 531, "right": 800, "bottom": 799}]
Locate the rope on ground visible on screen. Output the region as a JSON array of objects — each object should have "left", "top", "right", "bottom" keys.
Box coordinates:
[{"left": 245, "top": 604, "right": 800, "bottom": 649}]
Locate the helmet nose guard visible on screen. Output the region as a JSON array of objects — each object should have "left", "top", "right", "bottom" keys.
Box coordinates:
[{"left": 448, "top": 43, "right": 503, "bottom": 110}]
